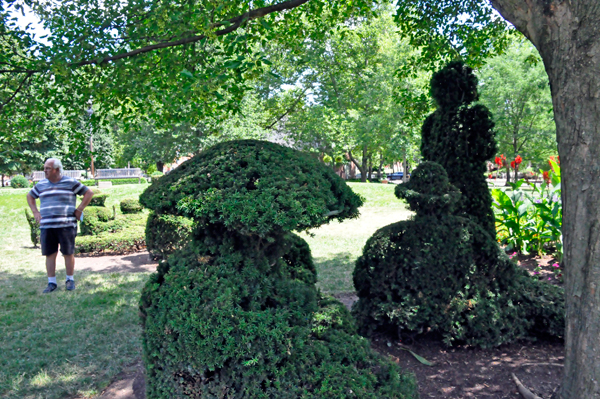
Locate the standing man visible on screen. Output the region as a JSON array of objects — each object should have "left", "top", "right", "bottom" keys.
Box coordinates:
[{"left": 26, "top": 158, "right": 94, "bottom": 293}]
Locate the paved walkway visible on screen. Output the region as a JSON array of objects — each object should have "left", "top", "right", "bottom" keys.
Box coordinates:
[{"left": 76, "top": 251, "right": 157, "bottom": 274}]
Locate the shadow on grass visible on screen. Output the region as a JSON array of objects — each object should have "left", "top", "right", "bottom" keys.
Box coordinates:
[
  {"left": 0, "top": 269, "right": 148, "bottom": 399},
  {"left": 314, "top": 251, "right": 357, "bottom": 294}
]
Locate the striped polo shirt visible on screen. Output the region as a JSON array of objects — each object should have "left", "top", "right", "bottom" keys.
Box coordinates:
[{"left": 28, "top": 176, "right": 90, "bottom": 229}]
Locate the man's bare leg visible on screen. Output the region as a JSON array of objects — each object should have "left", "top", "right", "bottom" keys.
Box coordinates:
[
  {"left": 46, "top": 252, "right": 58, "bottom": 277},
  {"left": 64, "top": 254, "right": 75, "bottom": 276}
]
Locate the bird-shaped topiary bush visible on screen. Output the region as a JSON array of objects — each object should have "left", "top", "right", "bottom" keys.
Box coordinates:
[
  {"left": 352, "top": 162, "right": 564, "bottom": 348},
  {"left": 421, "top": 60, "right": 497, "bottom": 236},
  {"left": 138, "top": 140, "right": 417, "bottom": 398}
]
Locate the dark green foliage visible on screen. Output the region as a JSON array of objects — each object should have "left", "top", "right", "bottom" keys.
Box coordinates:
[
  {"left": 394, "top": 162, "right": 461, "bottom": 216},
  {"left": 120, "top": 198, "right": 143, "bottom": 214},
  {"left": 140, "top": 230, "right": 416, "bottom": 398},
  {"left": 81, "top": 178, "right": 147, "bottom": 186},
  {"left": 11, "top": 175, "right": 29, "bottom": 188},
  {"left": 353, "top": 162, "right": 564, "bottom": 347},
  {"left": 24, "top": 210, "right": 40, "bottom": 247},
  {"left": 421, "top": 60, "right": 497, "bottom": 236},
  {"left": 145, "top": 212, "right": 193, "bottom": 260},
  {"left": 79, "top": 206, "right": 119, "bottom": 236},
  {"left": 140, "top": 140, "right": 415, "bottom": 398},
  {"left": 140, "top": 140, "right": 363, "bottom": 237},
  {"left": 76, "top": 213, "right": 147, "bottom": 255},
  {"left": 89, "top": 191, "right": 108, "bottom": 207}
]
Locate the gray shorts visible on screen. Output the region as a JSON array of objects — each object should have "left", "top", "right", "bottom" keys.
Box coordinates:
[{"left": 41, "top": 227, "right": 77, "bottom": 256}]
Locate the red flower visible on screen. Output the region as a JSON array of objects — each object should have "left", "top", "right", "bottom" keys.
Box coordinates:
[
  {"left": 543, "top": 171, "right": 550, "bottom": 184},
  {"left": 510, "top": 160, "right": 516, "bottom": 168},
  {"left": 494, "top": 156, "right": 502, "bottom": 166},
  {"left": 515, "top": 155, "right": 522, "bottom": 165},
  {"left": 488, "top": 174, "right": 492, "bottom": 179}
]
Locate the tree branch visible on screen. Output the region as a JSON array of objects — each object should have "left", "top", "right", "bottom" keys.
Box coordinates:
[
  {"left": 0, "top": 71, "right": 34, "bottom": 112},
  {"left": 72, "top": 0, "right": 310, "bottom": 67},
  {"left": 266, "top": 85, "right": 310, "bottom": 129}
]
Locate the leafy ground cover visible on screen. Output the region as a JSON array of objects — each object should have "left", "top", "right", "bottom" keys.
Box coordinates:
[{"left": 0, "top": 182, "right": 411, "bottom": 398}]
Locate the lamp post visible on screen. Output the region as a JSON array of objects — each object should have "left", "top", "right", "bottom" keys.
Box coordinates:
[{"left": 86, "top": 100, "right": 95, "bottom": 177}]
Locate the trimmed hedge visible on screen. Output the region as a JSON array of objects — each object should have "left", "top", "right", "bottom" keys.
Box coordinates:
[
  {"left": 76, "top": 213, "right": 147, "bottom": 255},
  {"left": 79, "top": 206, "right": 118, "bottom": 236},
  {"left": 353, "top": 162, "right": 564, "bottom": 347},
  {"left": 11, "top": 175, "right": 29, "bottom": 188},
  {"left": 145, "top": 212, "right": 193, "bottom": 260},
  {"left": 120, "top": 198, "right": 143, "bottom": 214},
  {"left": 89, "top": 191, "right": 109, "bottom": 207},
  {"left": 139, "top": 140, "right": 415, "bottom": 398},
  {"left": 81, "top": 178, "right": 147, "bottom": 186}
]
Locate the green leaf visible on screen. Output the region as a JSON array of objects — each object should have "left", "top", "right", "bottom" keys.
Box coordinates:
[
  {"left": 180, "top": 69, "right": 194, "bottom": 79},
  {"left": 399, "top": 347, "right": 434, "bottom": 366}
]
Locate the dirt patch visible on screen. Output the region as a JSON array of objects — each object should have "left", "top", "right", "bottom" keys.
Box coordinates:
[{"left": 374, "top": 337, "right": 563, "bottom": 398}]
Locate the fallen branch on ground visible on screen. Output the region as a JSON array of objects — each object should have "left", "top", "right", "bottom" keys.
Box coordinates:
[{"left": 512, "top": 373, "right": 542, "bottom": 399}]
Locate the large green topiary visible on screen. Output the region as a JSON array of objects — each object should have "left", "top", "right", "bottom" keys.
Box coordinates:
[
  {"left": 353, "top": 162, "right": 564, "bottom": 347},
  {"left": 139, "top": 140, "right": 416, "bottom": 398},
  {"left": 421, "top": 60, "right": 497, "bottom": 236}
]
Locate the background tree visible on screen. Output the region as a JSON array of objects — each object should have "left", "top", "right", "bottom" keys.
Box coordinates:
[{"left": 477, "top": 38, "right": 556, "bottom": 180}]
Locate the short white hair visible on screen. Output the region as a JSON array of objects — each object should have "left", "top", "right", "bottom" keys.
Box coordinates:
[{"left": 46, "top": 158, "right": 63, "bottom": 174}]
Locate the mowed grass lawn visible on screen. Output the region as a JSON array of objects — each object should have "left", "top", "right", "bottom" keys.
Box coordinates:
[{"left": 0, "top": 182, "right": 411, "bottom": 398}]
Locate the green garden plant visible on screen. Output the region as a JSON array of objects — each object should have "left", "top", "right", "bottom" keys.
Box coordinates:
[
  {"left": 10, "top": 175, "right": 29, "bottom": 188},
  {"left": 89, "top": 190, "right": 109, "bottom": 207},
  {"left": 492, "top": 157, "right": 562, "bottom": 259},
  {"left": 119, "top": 198, "right": 143, "bottom": 214},
  {"left": 24, "top": 209, "right": 40, "bottom": 247},
  {"left": 138, "top": 140, "right": 416, "bottom": 398}
]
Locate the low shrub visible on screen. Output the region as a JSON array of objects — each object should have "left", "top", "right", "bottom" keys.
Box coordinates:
[
  {"left": 11, "top": 175, "right": 29, "bottom": 188},
  {"left": 76, "top": 213, "right": 147, "bottom": 254},
  {"left": 81, "top": 178, "right": 147, "bottom": 186},
  {"left": 145, "top": 212, "right": 193, "bottom": 260},
  {"left": 90, "top": 191, "right": 109, "bottom": 207},
  {"left": 120, "top": 198, "right": 143, "bottom": 214},
  {"left": 24, "top": 209, "right": 40, "bottom": 247},
  {"left": 150, "top": 171, "right": 164, "bottom": 177},
  {"left": 79, "top": 206, "right": 118, "bottom": 236}
]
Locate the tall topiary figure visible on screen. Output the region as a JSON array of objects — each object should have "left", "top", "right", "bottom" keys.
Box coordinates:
[
  {"left": 421, "top": 60, "right": 497, "bottom": 236},
  {"left": 352, "top": 162, "right": 564, "bottom": 347},
  {"left": 138, "top": 140, "right": 417, "bottom": 398}
]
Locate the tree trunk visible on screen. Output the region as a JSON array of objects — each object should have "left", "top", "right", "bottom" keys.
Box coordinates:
[
  {"left": 377, "top": 151, "right": 384, "bottom": 180},
  {"left": 402, "top": 154, "right": 408, "bottom": 184},
  {"left": 156, "top": 161, "right": 164, "bottom": 173},
  {"left": 347, "top": 148, "right": 368, "bottom": 182},
  {"left": 491, "top": 1, "right": 600, "bottom": 397}
]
